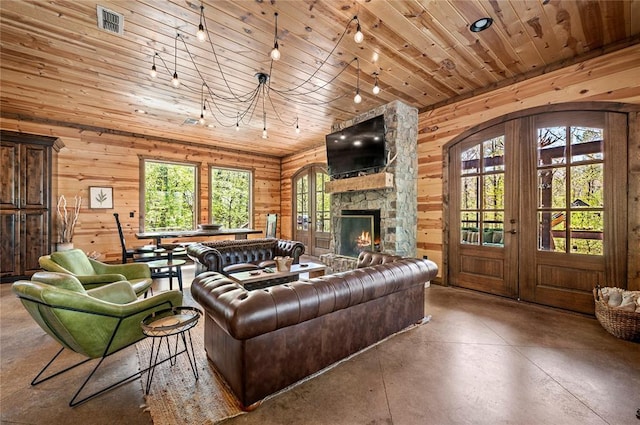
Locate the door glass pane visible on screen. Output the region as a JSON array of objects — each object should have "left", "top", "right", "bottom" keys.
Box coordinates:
[
  {"left": 315, "top": 172, "right": 331, "bottom": 233},
  {"left": 483, "top": 174, "right": 504, "bottom": 209},
  {"left": 571, "top": 164, "right": 603, "bottom": 208},
  {"left": 483, "top": 137, "right": 505, "bottom": 172},
  {"left": 483, "top": 212, "right": 504, "bottom": 246},
  {"left": 538, "top": 211, "right": 565, "bottom": 252},
  {"left": 538, "top": 127, "right": 566, "bottom": 166},
  {"left": 461, "top": 145, "right": 480, "bottom": 174},
  {"left": 461, "top": 177, "right": 478, "bottom": 209},
  {"left": 537, "top": 118, "right": 604, "bottom": 255},
  {"left": 571, "top": 127, "right": 603, "bottom": 162},
  {"left": 537, "top": 168, "right": 566, "bottom": 208},
  {"left": 296, "top": 175, "right": 309, "bottom": 231},
  {"left": 459, "top": 133, "right": 504, "bottom": 249},
  {"left": 461, "top": 212, "right": 479, "bottom": 244},
  {"left": 570, "top": 212, "right": 603, "bottom": 255}
]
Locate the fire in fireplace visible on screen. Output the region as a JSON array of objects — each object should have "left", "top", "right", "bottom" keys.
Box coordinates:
[{"left": 338, "top": 210, "right": 381, "bottom": 257}]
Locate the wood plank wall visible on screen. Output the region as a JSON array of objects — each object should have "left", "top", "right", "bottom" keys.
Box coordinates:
[
  {"left": 2, "top": 44, "right": 638, "bottom": 287},
  {"left": 281, "top": 44, "right": 640, "bottom": 288},
  {"left": 0, "top": 120, "right": 282, "bottom": 263}
]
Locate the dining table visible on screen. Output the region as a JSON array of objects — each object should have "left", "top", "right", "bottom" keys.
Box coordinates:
[{"left": 135, "top": 228, "right": 263, "bottom": 246}]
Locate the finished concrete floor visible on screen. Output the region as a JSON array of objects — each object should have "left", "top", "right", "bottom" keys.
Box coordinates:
[{"left": 2, "top": 264, "right": 639, "bottom": 425}]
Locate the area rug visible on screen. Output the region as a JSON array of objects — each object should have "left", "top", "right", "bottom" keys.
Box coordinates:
[{"left": 136, "top": 320, "right": 246, "bottom": 425}]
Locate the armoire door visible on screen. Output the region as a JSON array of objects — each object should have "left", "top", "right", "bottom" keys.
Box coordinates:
[{"left": 449, "top": 110, "right": 627, "bottom": 314}]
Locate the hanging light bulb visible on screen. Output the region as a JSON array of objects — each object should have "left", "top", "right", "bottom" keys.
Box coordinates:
[
  {"left": 295, "top": 117, "right": 300, "bottom": 134},
  {"left": 354, "top": 17, "right": 364, "bottom": 44},
  {"left": 197, "top": 5, "right": 206, "bottom": 41},
  {"left": 270, "top": 13, "right": 280, "bottom": 61},
  {"left": 262, "top": 127, "right": 268, "bottom": 139},
  {"left": 172, "top": 35, "right": 180, "bottom": 87},
  {"left": 235, "top": 112, "right": 240, "bottom": 131},
  {"left": 372, "top": 73, "right": 380, "bottom": 95},
  {"left": 271, "top": 42, "right": 281, "bottom": 61},
  {"left": 353, "top": 58, "right": 361, "bottom": 103},
  {"left": 199, "top": 84, "right": 206, "bottom": 125},
  {"left": 150, "top": 53, "right": 157, "bottom": 78}
]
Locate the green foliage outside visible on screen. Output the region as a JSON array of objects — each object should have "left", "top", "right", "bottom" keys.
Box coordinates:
[
  {"left": 144, "top": 161, "right": 196, "bottom": 231},
  {"left": 210, "top": 168, "right": 251, "bottom": 228}
]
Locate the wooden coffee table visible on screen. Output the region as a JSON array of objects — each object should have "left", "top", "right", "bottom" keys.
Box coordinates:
[{"left": 228, "top": 261, "right": 326, "bottom": 290}]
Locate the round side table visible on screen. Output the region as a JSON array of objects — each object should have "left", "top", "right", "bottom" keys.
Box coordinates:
[
  {"left": 147, "top": 258, "right": 186, "bottom": 291},
  {"left": 141, "top": 306, "right": 202, "bottom": 395}
]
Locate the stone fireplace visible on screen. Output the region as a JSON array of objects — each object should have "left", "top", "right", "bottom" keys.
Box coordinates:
[{"left": 323, "top": 100, "right": 418, "bottom": 269}]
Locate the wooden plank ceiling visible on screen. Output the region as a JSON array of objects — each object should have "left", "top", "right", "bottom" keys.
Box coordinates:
[{"left": 1, "top": 0, "right": 638, "bottom": 157}]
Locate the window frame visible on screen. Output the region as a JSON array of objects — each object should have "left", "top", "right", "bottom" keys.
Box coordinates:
[
  {"left": 208, "top": 165, "right": 254, "bottom": 229},
  {"left": 139, "top": 156, "right": 200, "bottom": 232}
]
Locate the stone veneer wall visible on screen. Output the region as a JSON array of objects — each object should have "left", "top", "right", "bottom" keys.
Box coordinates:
[{"left": 330, "top": 100, "right": 418, "bottom": 257}]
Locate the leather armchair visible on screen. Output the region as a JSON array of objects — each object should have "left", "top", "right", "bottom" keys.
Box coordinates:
[
  {"left": 39, "top": 249, "right": 152, "bottom": 296},
  {"left": 12, "top": 271, "right": 183, "bottom": 406}
]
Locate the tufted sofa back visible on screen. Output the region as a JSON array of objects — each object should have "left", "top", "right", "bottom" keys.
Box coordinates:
[
  {"left": 187, "top": 238, "right": 305, "bottom": 275},
  {"left": 191, "top": 257, "right": 438, "bottom": 340},
  {"left": 356, "top": 250, "right": 404, "bottom": 268}
]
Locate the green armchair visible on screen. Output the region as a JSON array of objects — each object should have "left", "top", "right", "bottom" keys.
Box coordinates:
[
  {"left": 39, "top": 249, "right": 152, "bottom": 296},
  {"left": 12, "top": 271, "right": 183, "bottom": 406}
]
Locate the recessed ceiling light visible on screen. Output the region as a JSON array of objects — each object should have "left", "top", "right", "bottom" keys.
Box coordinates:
[
  {"left": 470, "top": 17, "right": 493, "bottom": 32},
  {"left": 135, "top": 109, "right": 147, "bottom": 114}
]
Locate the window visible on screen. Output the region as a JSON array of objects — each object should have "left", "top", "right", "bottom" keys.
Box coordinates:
[
  {"left": 210, "top": 167, "right": 252, "bottom": 228},
  {"left": 143, "top": 160, "right": 197, "bottom": 231}
]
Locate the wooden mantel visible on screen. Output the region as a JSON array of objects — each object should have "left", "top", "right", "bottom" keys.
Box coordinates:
[{"left": 325, "top": 172, "right": 394, "bottom": 194}]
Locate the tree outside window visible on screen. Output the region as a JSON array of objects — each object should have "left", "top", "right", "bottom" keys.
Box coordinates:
[
  {"left": 143, "top": 160, "right": 196, "bottom": 231},
  {"left": 210, "top": 167, "right": 252, "bottom": 228}
]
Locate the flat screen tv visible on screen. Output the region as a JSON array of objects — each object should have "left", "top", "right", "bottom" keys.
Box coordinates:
[{"left": 325, "top": 115, "right": 386, "bottom": 178}]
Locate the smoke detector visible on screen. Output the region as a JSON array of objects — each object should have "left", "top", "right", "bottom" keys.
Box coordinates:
[{"left": 97, "top": 5, "right": 124, "bottom": 35}]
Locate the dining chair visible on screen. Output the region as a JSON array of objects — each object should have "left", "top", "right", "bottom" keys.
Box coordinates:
[{"left": 114, "top": 213, "right": 156, "bottom": 263}]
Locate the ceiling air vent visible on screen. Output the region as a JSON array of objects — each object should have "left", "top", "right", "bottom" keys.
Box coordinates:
[
  {"left": 97, "top": 5, "right": 124, "bottom": 35},
  {"left": 183, "top": 118, "right": 200, "bottom": 126}
]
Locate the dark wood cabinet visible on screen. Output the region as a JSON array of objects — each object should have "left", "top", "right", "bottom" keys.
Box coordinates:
[{"left": 1, "top": 131, "right": 62, "bottom": 281}]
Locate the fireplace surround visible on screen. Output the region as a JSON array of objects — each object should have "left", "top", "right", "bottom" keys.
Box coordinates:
[{"left": 327, "top": 100, "right": 418, "bottom": 259}]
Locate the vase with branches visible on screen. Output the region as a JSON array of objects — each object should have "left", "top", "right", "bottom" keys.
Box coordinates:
[{"left": 56, "top": 195, "right": 81, "bottom": 244}]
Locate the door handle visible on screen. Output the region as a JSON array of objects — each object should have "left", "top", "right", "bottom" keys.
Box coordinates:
[{"left": 508, "top": 229, "right": 517, "bottom": 234}]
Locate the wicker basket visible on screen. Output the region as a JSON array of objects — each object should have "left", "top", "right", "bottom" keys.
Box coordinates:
[{"left": 593, "top": 287, "right": 640, "bottom": 342}]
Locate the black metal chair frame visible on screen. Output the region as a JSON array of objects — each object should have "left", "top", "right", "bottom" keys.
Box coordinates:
[{"left": 20, "top": 296, "right": 183, "bottom": 407}]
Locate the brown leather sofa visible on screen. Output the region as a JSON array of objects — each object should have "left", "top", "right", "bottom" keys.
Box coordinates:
[
  {"left": 186, "top": 238, "right": 305, "bottom": 276},
  {"left": 191, "top": 251, "right": 438, "bottom": 409}
]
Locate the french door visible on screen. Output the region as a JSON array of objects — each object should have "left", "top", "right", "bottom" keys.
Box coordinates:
[
  {"left": 293, "top": 165, "right": 331, "bottom": 257},
  {"left": 448, "top": 110, "right": 627, "bottom": 314}
]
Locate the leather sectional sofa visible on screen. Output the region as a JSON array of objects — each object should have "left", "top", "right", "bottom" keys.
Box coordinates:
[
  {"left": 191, "top": 251, "right": 438, "bottom": 409},
  {"left": 186, "top": 238, "right": 305, "bottom": 276}
]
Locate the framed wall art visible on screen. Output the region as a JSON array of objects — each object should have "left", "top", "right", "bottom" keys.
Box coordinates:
[{"left": 89, "top": 186, "right": 114, "bottom": 209}]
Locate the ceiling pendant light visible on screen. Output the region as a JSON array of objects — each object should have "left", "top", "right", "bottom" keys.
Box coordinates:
[
  {"left": 353, "top": 16, "right": 364, "bottom": 44},
  {"left": 270, "top": 12, "right": 281, "bottom": 61},
  {"left": 150, "top": 53, "right": 157, "bottom": 78},
  {"left": 354, "top": 58, "right": 362, "bottom": 103},
  {"left": 199, "top": 83, "right": 206, "bottom": 125},
  {"left": 295, "top": 117, "right": 300, "bottom": 134},
  {"left": 197, "top": 5, "right": 206, "bottom": 41},
  {"left": 235, "top": 112, "right": 240, "bottom": 131},
  {"left": 172, "top": 35, "right": 180, "bottom": 87},
  {"left": 372, "top": 73, "right": 380, "bottom": 95}
]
